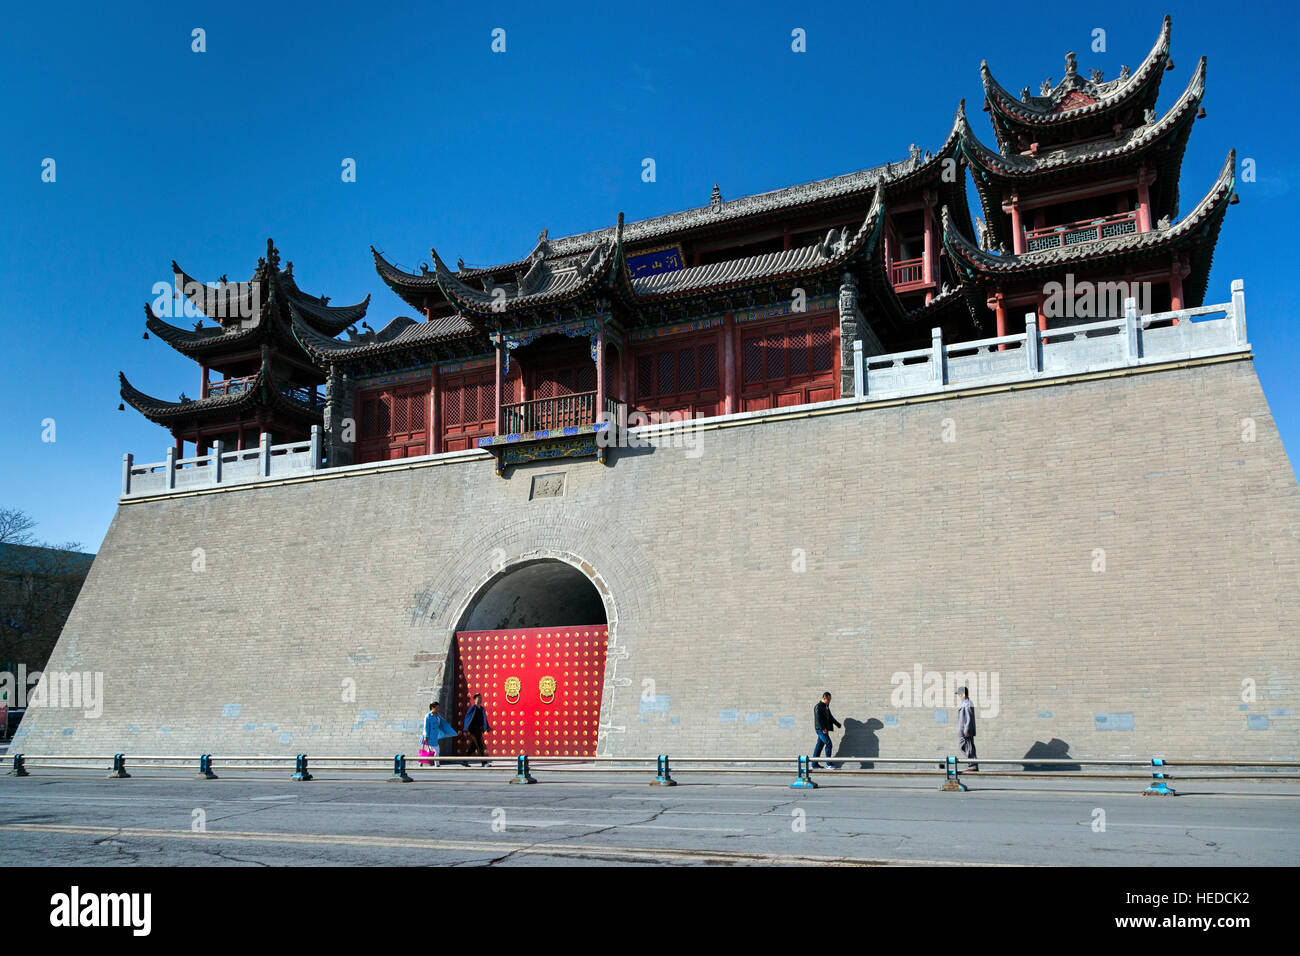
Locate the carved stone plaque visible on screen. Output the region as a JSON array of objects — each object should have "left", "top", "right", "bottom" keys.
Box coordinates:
[{"left": 530, "top": 472, "right": 566, "bottom": 499}]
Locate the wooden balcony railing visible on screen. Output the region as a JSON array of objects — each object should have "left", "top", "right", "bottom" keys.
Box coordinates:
[
  {"left": 890, "top": 257, "right": 925, "bottom": 286},
  {"left": 502, "top": 391, "right": 597, "bottom": 433},
  {"left": 1024, "top": 211, "right": 1138, "bottom": 252},
  {"left": 204, "top": 375, "right": 255, "bottom": 398}
]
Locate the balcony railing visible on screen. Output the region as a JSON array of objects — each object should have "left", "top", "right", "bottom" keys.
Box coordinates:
[
  {"left": 205, "top": 375, "right": 255, "bottom": 398},
  {"left": 279, "top": 383, "right": 322, "bottom": 407},
  {"left": 1024, "top": 211, "right": 1138, "bottom": 252},
  {"left": 502, "top": 391, "right": 597, "bottom": 434},
  {"left": 890, "top": 257, "right": 925, "bottom": 286}
]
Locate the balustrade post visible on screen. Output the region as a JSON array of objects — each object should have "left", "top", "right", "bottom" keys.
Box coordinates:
[
  {"left": 309, "top": 425, "right": 321, "bottom": 470},
  {"left": 212, "top": 440, "right": 223, "bottom": 484},
  {"left": 165, "top": 447, "right": 176, "bottom": 490},
  {"left": 1123, "top": 297, "right": 1140, "bottom": 365},
  {"left": 1025, "top": 314, "right": 1040, "bottom": 374},
  {"left": 259, "top": 432, "right": 271, "bottom": 477},
  {"left": 1231, "top": 279, "right": 1247, "bottom": 346},
  {"left": 121, "top": 454, "right": 133, "bottom": 496},
  {"left": 930, "top": 327, "right": 945, "bottom": 385},
  {"left": 853, "top": 340, "right": 864, "bottom": 398}
]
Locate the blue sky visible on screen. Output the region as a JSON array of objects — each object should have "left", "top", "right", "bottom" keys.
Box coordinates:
[{"left": 1, "top": 1, "right": 1294, "bottom": 549}]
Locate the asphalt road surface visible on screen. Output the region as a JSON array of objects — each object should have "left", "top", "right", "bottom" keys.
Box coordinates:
[{"left": 1, "top": 766, "right": 1296, "bottom": 866}]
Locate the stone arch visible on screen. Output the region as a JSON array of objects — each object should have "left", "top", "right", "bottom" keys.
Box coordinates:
[{"left": 453, "top": 553, "right": 613, "bottom": 632}]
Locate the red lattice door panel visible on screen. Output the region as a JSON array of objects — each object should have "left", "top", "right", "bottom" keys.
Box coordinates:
[{"left": 452, "top": 626, "right": 609, "bottom": 757}]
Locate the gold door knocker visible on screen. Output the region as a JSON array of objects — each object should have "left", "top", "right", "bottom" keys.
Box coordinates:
[
  {"left": 539, "top": 675, "right": 556, "bottom": 704},
  {"left": 504, "top": 676, "right": 521, "bottom": 704}
]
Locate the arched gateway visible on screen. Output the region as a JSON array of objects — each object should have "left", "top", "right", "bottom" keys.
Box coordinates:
[{"left": 451, "top": 558, "right": 610, "bottom": 757}]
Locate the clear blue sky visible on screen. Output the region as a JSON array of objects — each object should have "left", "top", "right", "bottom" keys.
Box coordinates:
[{"left": 1, "top": 1, "right": 1294, "bottom": 549}]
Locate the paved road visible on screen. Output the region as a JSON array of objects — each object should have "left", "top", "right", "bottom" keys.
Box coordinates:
[{"left": 1, "top": 767, "right": 1296, "bottom": 866}]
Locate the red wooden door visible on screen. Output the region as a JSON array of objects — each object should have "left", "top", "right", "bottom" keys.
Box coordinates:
[{"left": 452, "top": 626, "right": 609, "bottom": 757}]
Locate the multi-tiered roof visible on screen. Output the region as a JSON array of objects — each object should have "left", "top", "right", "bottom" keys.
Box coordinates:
[{"left": 121, "top": 239, "right": 370, "bottom": 441}]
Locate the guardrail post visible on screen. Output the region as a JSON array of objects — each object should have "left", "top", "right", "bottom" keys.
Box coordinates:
[
  {"left": 212, "top": 440, "right": 224, "bottom": 484},
  {"left": 930, "top": 327, "right": 946, "bottom": 385},
  {"left": 7, "top": 754, "right": 28, "bottom": 777},
  {"left": 1124, "top": 296, "right": 1140, "bottom": 365},
  {"left": 197, "top": 754, "right": 217, "bottom": 780},
  {"left": 165, "top": 448, "right": 176, "bottom": 490},
  {"left": 940, "top": 756, "right": 967, "bottom": 792},
  {"left": 258, "top": 432, "right": 271, "bottom": 477},
  {"left": 1143, "top": 757, "right": 1176, "bottom": 796},
  {"left": 1025, "top": 314, "right": 1040, "bottom": 374},
  {"left": 853, "top": 340, "right": 864, "bottom": 398},
  {"left": 108, "top": 754, "right": 131, "bottom": 779},
  {"left": 121, "top": 454, "right": 133, "bottom": 496},
  {"left": 390, "top": 754, "right": 413, "bottom": 783},
  {"left": 510, "top": 754, "right": 537, "bottom": 784},
  {"left": 650, "top": 754, "right": 677, "bottom": 787},
  {"left": 309, "top": 425, "right": 321, "bottom": 470},
  {"left": 790, "top": 755, "right": 818, "bottom": 789},
  {"left": 1231, "top": 278, "right": 1247, "bottom": 345},
  {"left": 292, "top": 754, "right": 313, "bottom": 781}
]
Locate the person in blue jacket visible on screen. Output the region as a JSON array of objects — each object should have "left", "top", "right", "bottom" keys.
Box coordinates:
[
  {"left": 422, "top": 701, "right": 457, "bottom": 767},
  {"left": 463, "top": 693, "right": 492, "bottom": 766}
]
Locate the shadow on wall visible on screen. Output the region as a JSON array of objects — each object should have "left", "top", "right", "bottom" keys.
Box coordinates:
[
  {"left": 836, "top": 717, "right": 884, "bottom": 768},
  {"left": 1022, "top": 738, "right": 1079, "bottom": 772}
]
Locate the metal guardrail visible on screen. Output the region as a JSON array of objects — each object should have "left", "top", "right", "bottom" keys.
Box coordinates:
[{"left": 4, "top": 752, "right": 1297, "bottom": 796}]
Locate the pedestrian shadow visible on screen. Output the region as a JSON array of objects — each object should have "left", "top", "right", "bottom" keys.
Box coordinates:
[
  {"left": 1022, "top": 737, "right": 1080, "bottom": 772},
  {"left": 833, "top": 717, "right": 884, "bottom": 769}
]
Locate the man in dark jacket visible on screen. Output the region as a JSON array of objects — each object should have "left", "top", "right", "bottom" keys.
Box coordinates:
[
  {"left": 463, "top": 693, "right": 491, "bottom": 766},
  {"left": 813, "top": 692, "right": 841, "bottom": 770}
]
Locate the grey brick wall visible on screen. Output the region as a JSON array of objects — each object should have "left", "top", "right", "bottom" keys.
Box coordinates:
[{"left": 16, "top": 357, "right": 1300, "bottom": 762}]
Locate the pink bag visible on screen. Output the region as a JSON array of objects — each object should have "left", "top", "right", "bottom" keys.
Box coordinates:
[{"left": 418, "top": 744, "right": 437, "bottom": 767}]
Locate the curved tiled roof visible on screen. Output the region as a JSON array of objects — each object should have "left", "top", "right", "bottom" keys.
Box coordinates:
[
  {"left": 375, "top": 131, "right": 963, "bottom": 307},
  {"left": 631, "top": 188, "right": 883, "bottom": 302},
  {"left": 119, "top": 367, "right": 265, "bottom": 422},
  {"left": 962, "top": 58, "right": 1203, "bottom": 178},
  {"left": 119, "top": 361, "right": 321, "bottom": 426},
  {"left": 430, "top": 218, "right": 624, "bottom": 317},
  {"left": 943, "top": 149, "right": 1235, "bottom": 276},
  {"left": 289, "top": 303, "right": 478, "bottom": 362},
  {"left": 981, "top": 16, "right": 1171, "bottom": 150}
]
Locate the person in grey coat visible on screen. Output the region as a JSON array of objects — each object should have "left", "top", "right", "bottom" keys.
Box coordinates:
[{"left": 956, "top": 686, "right": 979, "bottom": 771}]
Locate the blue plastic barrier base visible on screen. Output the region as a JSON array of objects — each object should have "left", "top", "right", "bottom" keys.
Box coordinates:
[
  {"left": 1143, "top": 783, "right": 1177, "bottom": 796},
  {"left": 510, "top": 774, "right": 537, "bottom": 784},
  {"left": 650, "top": 777, "right": 678, "bottom": 786},
  {"left": 790, "top": 778, "right": 818, "bottom": 789}
]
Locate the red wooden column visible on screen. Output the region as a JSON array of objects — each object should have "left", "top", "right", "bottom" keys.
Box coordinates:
[
  {"left": 722, "top": 312, "right": 738, "bottom": 415},
  {"left": 493, "top": 338, "right": 504, "bottom": 434},
  {"left": 199, "top": 363, "right": 208, "bottom": 399},
  {"left": 922, "top": 191, "right": 936, "bottom": 302},
  {"left": 1169, "top": 265, "right": 1185, "bottom": 312},
  {"left": 1007, "top": 194, "right": 1026, "bottom": 255},
  {"left": 993, "top": 291, "right": 1008, "bottom": 350},
  {"left": 1136, "top": 166, "right": 1153, "bottom": 233},
  {"left": 428, "top": 364, "right": 441, "bottom": 455},
  {"left": 594, "top": 325, "right": 606, "bottom": 424}
]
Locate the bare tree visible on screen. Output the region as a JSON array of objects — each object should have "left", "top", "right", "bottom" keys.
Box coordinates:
[{"left": 0, "top": 508, "right": 37, "bottom": 547}]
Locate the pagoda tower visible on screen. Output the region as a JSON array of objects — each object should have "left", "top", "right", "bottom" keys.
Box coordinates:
[
  {"left": 120, "top": 239, "right": 370, "bottom": 456},
  {"left": 945, "top": 15, "right": 1236, "bottom": 333}
]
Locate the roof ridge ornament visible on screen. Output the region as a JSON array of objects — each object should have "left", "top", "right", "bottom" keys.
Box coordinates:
[{"left": 710, "top": 183, "right": 722, "bottom": 212}]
